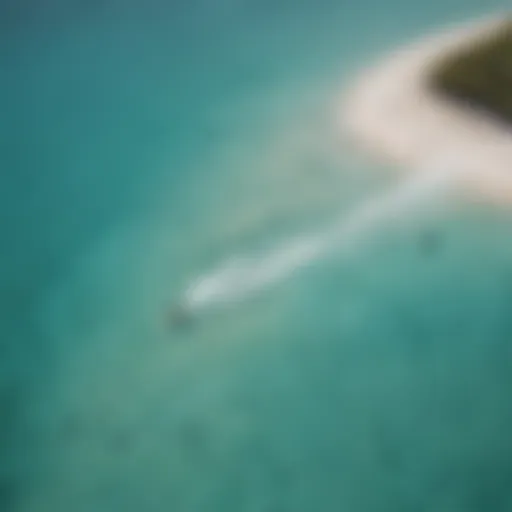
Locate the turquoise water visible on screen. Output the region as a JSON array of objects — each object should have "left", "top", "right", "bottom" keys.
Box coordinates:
[{"left": 3, "top": 1, "right": 512, "bottom": 510}]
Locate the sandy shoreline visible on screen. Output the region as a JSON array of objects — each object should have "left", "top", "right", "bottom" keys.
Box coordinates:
[{"left": 340, "top": 12, "right": 512, "bottom": 205}]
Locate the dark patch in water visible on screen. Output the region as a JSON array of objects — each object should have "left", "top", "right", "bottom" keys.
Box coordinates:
[
  {"left": 168, "top": 304, "right": 194, "bottom": 331},
  {"left": 418, "top": 230, "right": 444, "bottom": 257},
  {"left": 107, "top": 428, "right": 135, "bottom": 455},
  {"left": 58, "top": 412, "right": 88, "bottom": 441},
  {"left": 177, "top": 419, "right": 207, "bottom": 451}
]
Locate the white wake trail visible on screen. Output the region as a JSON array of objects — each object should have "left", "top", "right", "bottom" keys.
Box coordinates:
[{"left": 181, "top": 155, "right": 467, "bottom": 314}]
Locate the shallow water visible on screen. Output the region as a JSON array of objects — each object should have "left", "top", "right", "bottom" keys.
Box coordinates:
[{"left": 2, "top": 0, "right": 512, "bottom": 511}]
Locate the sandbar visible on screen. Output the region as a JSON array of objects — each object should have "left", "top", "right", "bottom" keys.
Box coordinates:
[{"left": 340, "top": 12, "right": 512, "bottom": 206}]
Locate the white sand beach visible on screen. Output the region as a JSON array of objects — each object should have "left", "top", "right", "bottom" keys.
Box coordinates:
[{"left": 340, "top": 13, "right": 512, "bottom": 206}]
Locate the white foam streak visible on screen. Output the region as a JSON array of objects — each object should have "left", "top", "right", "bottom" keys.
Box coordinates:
[{"left": 182, "top": 157, "right": 466, "bottom": 313}]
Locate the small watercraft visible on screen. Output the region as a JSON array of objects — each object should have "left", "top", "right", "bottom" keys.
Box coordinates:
[{"left": 169, "top": 304, "right": 193, "bottom": 329}]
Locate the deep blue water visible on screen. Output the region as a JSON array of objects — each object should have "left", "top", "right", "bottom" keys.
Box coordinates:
[{"left": 2, "top": 1, "right": 512, "bottom": 511}]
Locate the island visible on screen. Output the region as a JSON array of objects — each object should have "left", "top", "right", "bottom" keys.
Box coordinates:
[
  {"left": 340, "top": 12, "right": 512, "bottom": 205},
  {"left": 430, "top": 18, "right": 512, "bottom": 126}
]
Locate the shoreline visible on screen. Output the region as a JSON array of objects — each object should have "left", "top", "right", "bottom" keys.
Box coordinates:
[{"left": 339, "top": 12, "right": 512, "bottom": 206}]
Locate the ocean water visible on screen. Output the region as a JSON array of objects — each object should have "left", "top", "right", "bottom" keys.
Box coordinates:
[{"left": 2, "top": 0, "right": 512, "bottom": 511}]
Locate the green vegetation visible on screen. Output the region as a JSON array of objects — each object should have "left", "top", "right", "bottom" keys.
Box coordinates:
[{"left": 429, "top": 19, "right": 512, "bottom": 124}]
